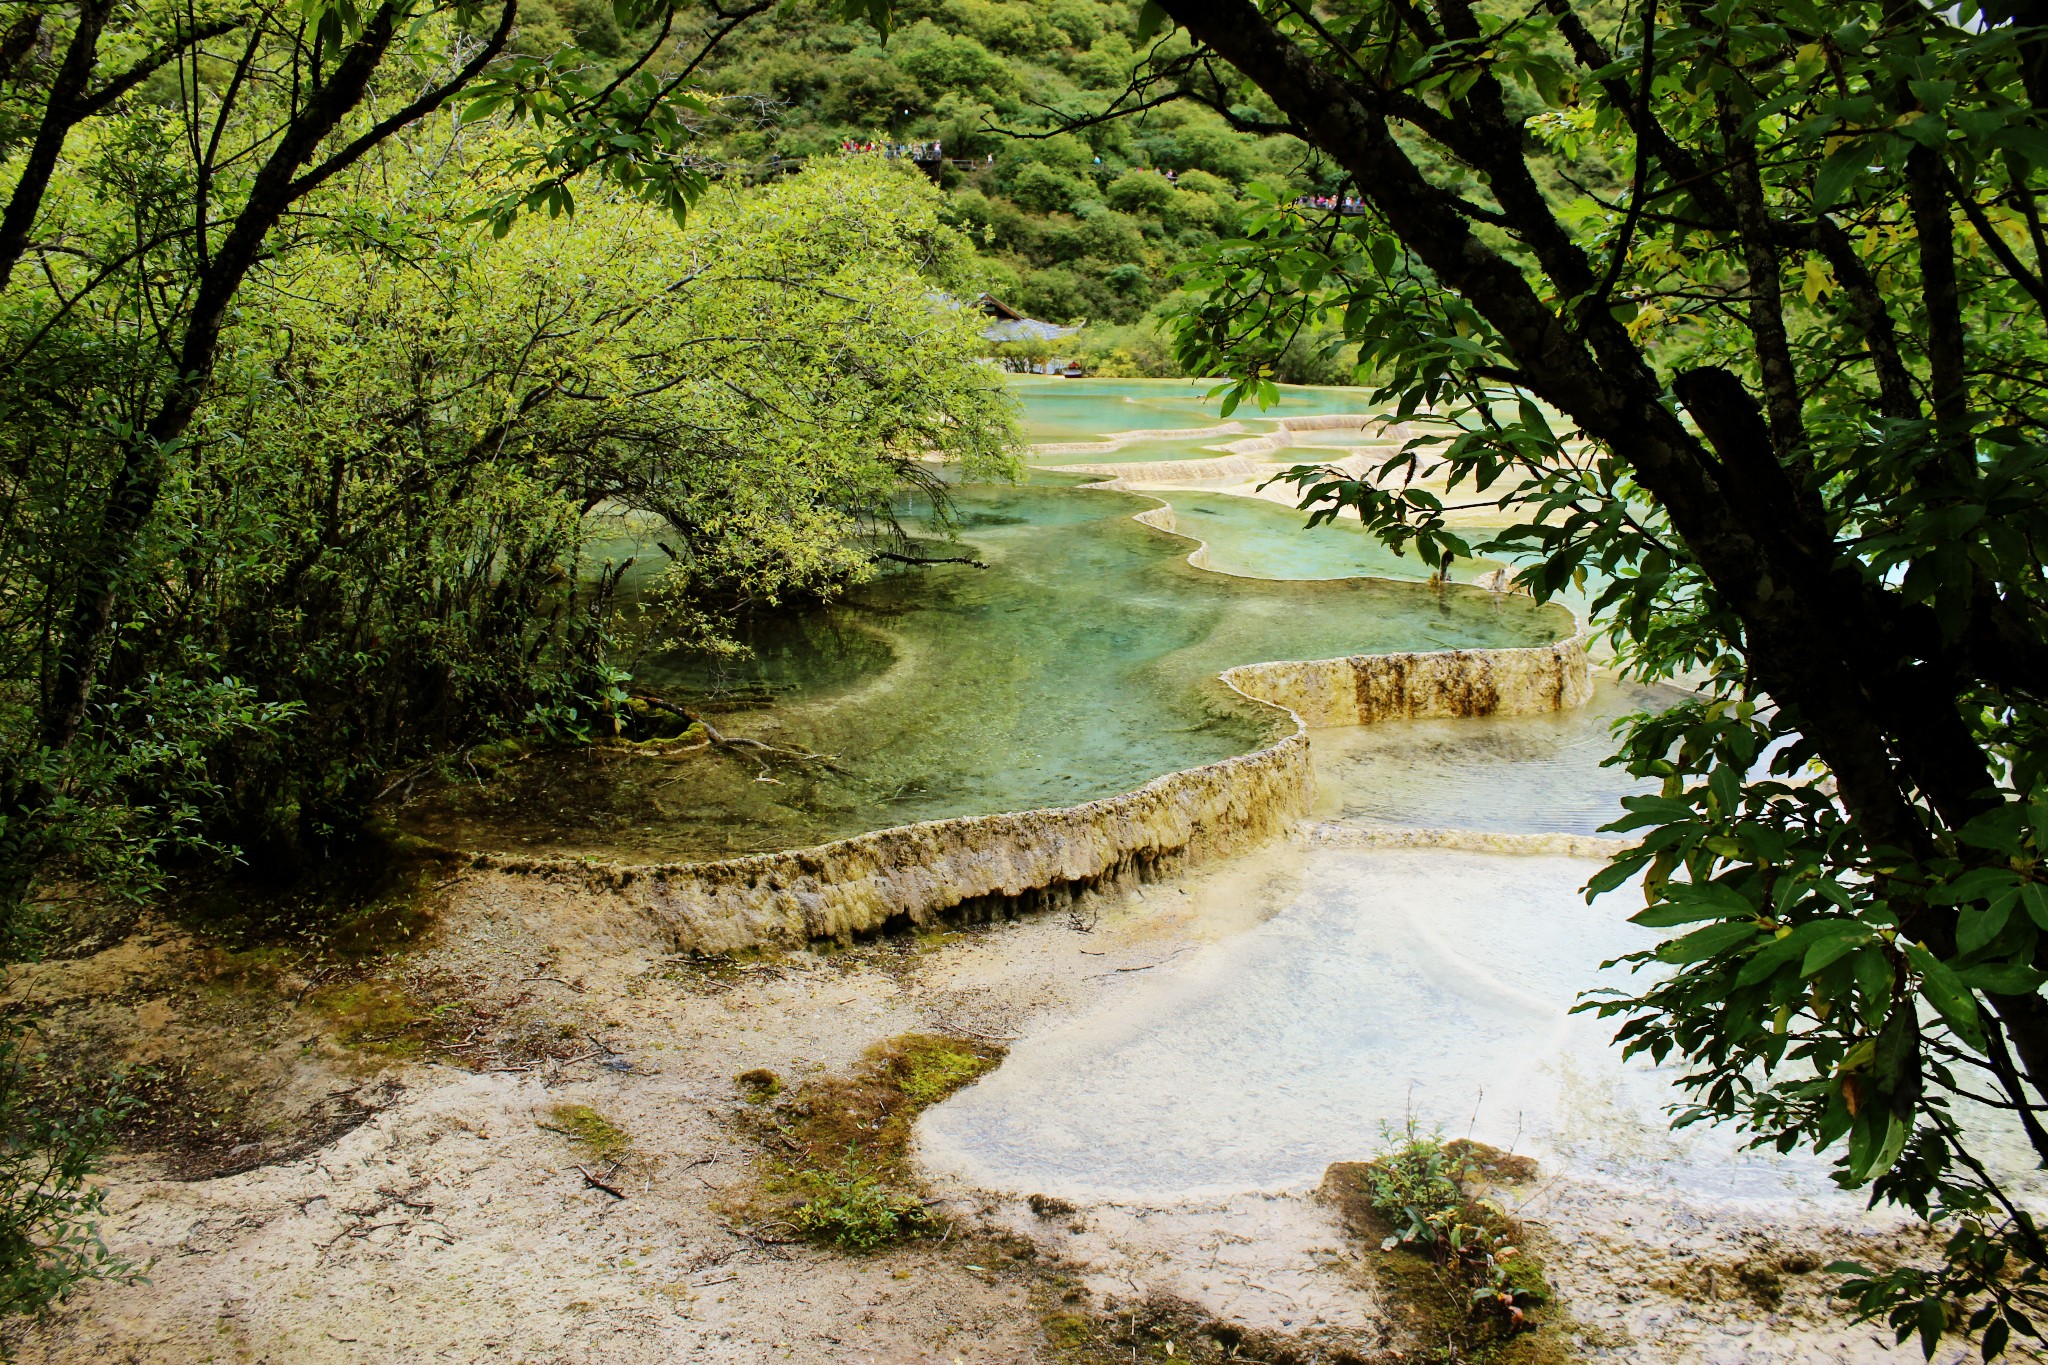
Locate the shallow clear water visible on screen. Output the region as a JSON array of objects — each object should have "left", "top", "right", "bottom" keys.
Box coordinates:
[
  {"left": 917, "top": 850, "right": 1861, "bottom": 1206},
  {"left": 406, "top": 485, "right": 1571, "bottom": 862},
  {"left": 1027, "top": 433, "right": 1244, "bottom": 467},
  {"left": 1014, "top": 376, "right": 1383, "bottom": 445},
  {"left": 1149, "top": 490, "right": 1494, "bottom": 584},
  {"left": 1309, "top": 679, "right": 1685, "bottom": 834}
]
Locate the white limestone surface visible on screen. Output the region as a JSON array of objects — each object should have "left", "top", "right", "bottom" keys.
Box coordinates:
[{"left": 916, "top": 848, "right": 1863, "bottom": 1211}]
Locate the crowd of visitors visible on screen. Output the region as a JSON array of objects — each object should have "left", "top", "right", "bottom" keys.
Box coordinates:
[
  {"left": 1295, "top": 193, "right": 1367, "bottom": 214},
  {"left": 841, "top": 139, "right": 947, "bottom": 160}
]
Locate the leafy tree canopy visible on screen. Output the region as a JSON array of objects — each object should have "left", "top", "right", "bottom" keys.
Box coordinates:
[{"left": 1070, "top": 0, "right": 2048, "bottom": 1354}]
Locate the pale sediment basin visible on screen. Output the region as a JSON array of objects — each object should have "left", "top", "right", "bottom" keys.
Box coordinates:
[
  {"left": 1129, "top": 492, "right": 1498, "bottom": 584},
  {"left": 914, "top": 849, "right": 1857, "bottom": 1205},
  {"left": 1035, "top": 420, "right": 1405, "bottom": 475},
  {"left": 917, "top": 845, "right": 2048, "bottom": 1209}
]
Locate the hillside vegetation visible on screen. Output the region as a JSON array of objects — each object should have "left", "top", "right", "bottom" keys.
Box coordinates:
[{"left": 677, "top": 0, "right": 1352, "bottom": 380}]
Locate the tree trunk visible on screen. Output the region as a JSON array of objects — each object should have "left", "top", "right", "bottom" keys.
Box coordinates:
[
  {"left": 38, "top": 1, "right": 406, "bottom": 753},
  {"left": 0, "top": 0, "right": 112, "bottom": 291}
]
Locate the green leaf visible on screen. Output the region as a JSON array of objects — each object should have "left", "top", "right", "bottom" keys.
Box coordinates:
[
  {"left": 1900, "top": 113, "right": 1950, "bottom": 150},
  {"left": 1631, "top": 901, "right": 1738, "bottom": 928},
  {"left": 2022, "top": 882, "right": 2048, "bottom": 930},
  {"left": 1656, "top": 920, "right": 1761, "bottom": 964},
  {"left": 1135, "top": 0, "right": 1170, "bottom": 40},
  {"left": 1900, "top": 78, "right": 1949, "bottom": 111},
  {"left": 1854, "top": 947, "right": 1895, "bottom": 1010},
  {"left": 1846, "top": 1109, "right": 1911, "bottom": 1186},
  {"left": 1738, "top": 919, "right": 1844, "bottom": 986},
  {"left": 1956, "top": 963, "right": 2048, "bottom": 994},
  {"left": 1802, "top": 924, "right": 1875, "bottom": 977},
  {"left": 1957, "top": 894, "right": 2015, "bottom": 955},
  {"left": 1918, "top": 1294, "right": 1946, "bottom": 1357},
  {"left": 1904, "top": 944, "right": 1985, "bottom": 1051},
  {"left": 1663, "top": 880, "right": 1758, "bottom": 916},
  {"left": 1812, "top": 143, "right": 1869, "bottom": 210},
  {"left": 1995, "top": 124, "right": 2048, "bottom": 171}
]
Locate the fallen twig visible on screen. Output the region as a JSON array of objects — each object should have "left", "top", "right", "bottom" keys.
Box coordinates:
[
  {"left": 576, "top": 1165, "right": 627, "bottom": 1200},
  {"left": 521, "top": 974, "right": 584, "bottom": 992},
  {"left": 872, "top": 550, "right": 988, "bottom": 569}
]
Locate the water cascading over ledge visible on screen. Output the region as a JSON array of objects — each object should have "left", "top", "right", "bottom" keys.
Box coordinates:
[{"left": 463, "top": 634, "right": 1593, "bottom": 956}]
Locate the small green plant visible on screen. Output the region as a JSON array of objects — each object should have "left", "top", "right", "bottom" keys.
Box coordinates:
[
  {"left": 786, "top": 1151, "right": 931, "bottom": 1251},
  {"left": 0, "top": 1018, "right": 140, "bottom": 1320},
  {"left": 1367, "top": 1124, "right": 1468, "bottom": 1253},
  {"left": 1363, "top": 1123, "right": 1549, "bottom": 1336}
]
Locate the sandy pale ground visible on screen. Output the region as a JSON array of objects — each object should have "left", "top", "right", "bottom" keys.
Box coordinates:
[{"left": 4, "top": 842, "right": 2018, "bottom": 1364}]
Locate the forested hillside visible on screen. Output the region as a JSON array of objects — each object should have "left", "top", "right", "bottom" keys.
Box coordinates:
[{"left": 681, "top": 0, "right": 1347, "bottom": 379}]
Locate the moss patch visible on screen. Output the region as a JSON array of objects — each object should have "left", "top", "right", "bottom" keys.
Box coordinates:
[
  {"left": 8, "top": 919, "right": 392, "bottom": 1180},
  {"left": 307, "top": 977, "right": 428, "bottom": 1056},
  {"left": 735, "top": 1068, "right": 782, "bottom": 1102},
  {"left": 737, "top": 1033, "right": 1002, "bottom": 1252},
  {"left": 543, "top": 1103, "right": 632, "bottom": 1163},
  {"left": 1033, "top": 1284, "right": 1376, "bottom": 1364}
]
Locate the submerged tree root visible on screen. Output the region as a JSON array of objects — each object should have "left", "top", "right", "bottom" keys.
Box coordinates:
[{"left": 596, "top": 692, "right": 848, "bottom": 779}]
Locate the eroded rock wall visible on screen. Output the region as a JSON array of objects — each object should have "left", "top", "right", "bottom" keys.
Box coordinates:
[
  {"left": 1029, "top": 422, "right": 1245, "bottom": 458},
  {"left": 1222, "top": 637, "right": 1592, "bottom": 729},
  {"left": 1048, "top": 453, "right": 1273, "bottom": 483},
  {"left": 1059, "top": 449, "right": 1393, "bottom": 486}
]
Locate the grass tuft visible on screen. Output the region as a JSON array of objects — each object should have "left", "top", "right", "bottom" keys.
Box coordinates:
[{"left": 785, "top": 1151, "right": 933, "bottom": 1250}]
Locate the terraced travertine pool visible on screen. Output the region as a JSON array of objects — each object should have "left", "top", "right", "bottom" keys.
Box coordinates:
[
  {"left": 408, "top": 377, "right": 2048, "bottom": 1232},
  {"left": 404, "top": 480, "right": 1571, "bottom": 862},
  {"left": 1012, "top": 374, "right": 1407, "bottom": 468},
  {"left": 1139, "top": 487, "right": 1498, "bottom": 583}
]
